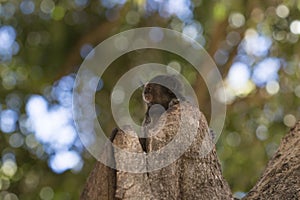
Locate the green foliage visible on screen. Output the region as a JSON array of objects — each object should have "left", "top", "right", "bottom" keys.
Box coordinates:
[{"left": 0, "top": 0, "right": 300, "bottom": 199}]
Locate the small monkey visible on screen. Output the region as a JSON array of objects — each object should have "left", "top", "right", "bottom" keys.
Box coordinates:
[{"left": 140, "top": 75, "right": 185, "bottom": 152}]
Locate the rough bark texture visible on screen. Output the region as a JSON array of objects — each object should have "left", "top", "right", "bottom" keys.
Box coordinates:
[
  {"left": 81, "top": 101, "right": 233, "bottom": 199},
  {"left": 80, "top": 161, "right": 116, "bottom": 200},
  {"left": 112, "top": 128, "right": 153, "bottom": 200},
  {"left": 81, "top": 113, "right": 300, "bottom": 200},
  {"left": 80, "top": 138, "right": 116, "bottom": 200},
  {"left": 243, "top": 121, "right": 300, "bottom": 200},
  {"left": 146, "top": 101, "right": 232, "bottom": 200}
]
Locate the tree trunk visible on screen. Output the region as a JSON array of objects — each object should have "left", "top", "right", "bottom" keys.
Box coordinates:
[
  {"left": 81, "top": 101, "right": 232, "bottom": 199},
  {"left": 80, "top": 130, "right": 117, "bottom": 200},
  {"left": 80, "top": 109, "right": 300, "bottom": 199},
  {"left": 243, "top": 121, "right": 300, "bottom": 199}
]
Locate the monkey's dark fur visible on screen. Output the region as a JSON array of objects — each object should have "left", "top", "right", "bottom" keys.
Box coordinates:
[{"left": 140, "top": 75, "right": 185, "bottom": 152}]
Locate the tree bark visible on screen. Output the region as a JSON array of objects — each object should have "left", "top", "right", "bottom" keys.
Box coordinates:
[
  {"left": 81, "top": 101, "right": 233, "bottom": 199},
  {"left": 146, "top": 101, "right": 232, "bottom": 200},
  {"left": 80, "top": 161, "right": 116, "bottom": 200},
  {"left": 243, "top": 121, "right": 300, "bottom": 200},
  {"left": 80, "top": 130, "right": 117, "bottom": 200},
  {"left": 81, "top": 113, "right": 300, "bottom": 200}
]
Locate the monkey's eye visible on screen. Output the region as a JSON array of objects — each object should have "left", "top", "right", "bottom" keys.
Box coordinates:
[{"left": 144, "top": 86, "right": 151, "bottom": 93}]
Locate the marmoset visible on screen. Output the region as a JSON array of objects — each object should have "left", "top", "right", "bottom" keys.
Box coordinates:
[{"left": 140, "top": 75, "right": 185, "bottom": 152}]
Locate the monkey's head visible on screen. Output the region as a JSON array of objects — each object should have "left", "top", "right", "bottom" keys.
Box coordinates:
[{"left": 143, "top": 75, "right": 184, "bottom": 109}]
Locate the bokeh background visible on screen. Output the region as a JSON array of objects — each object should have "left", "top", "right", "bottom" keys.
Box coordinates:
[{"left": 0, "top": 0, "right": 300, "bottom": 199}]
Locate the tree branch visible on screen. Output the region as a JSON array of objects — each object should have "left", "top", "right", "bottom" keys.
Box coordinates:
[
  {"left": 243, "top": 121, "right": 300, "bottom": 199},
  {"left": 80, "top": 101, "right": 233, "bottom": 199}
]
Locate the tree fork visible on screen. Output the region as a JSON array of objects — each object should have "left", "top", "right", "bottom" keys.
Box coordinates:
[{"left": 81, "top": 116, "right": 300, "bottom": 199}]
